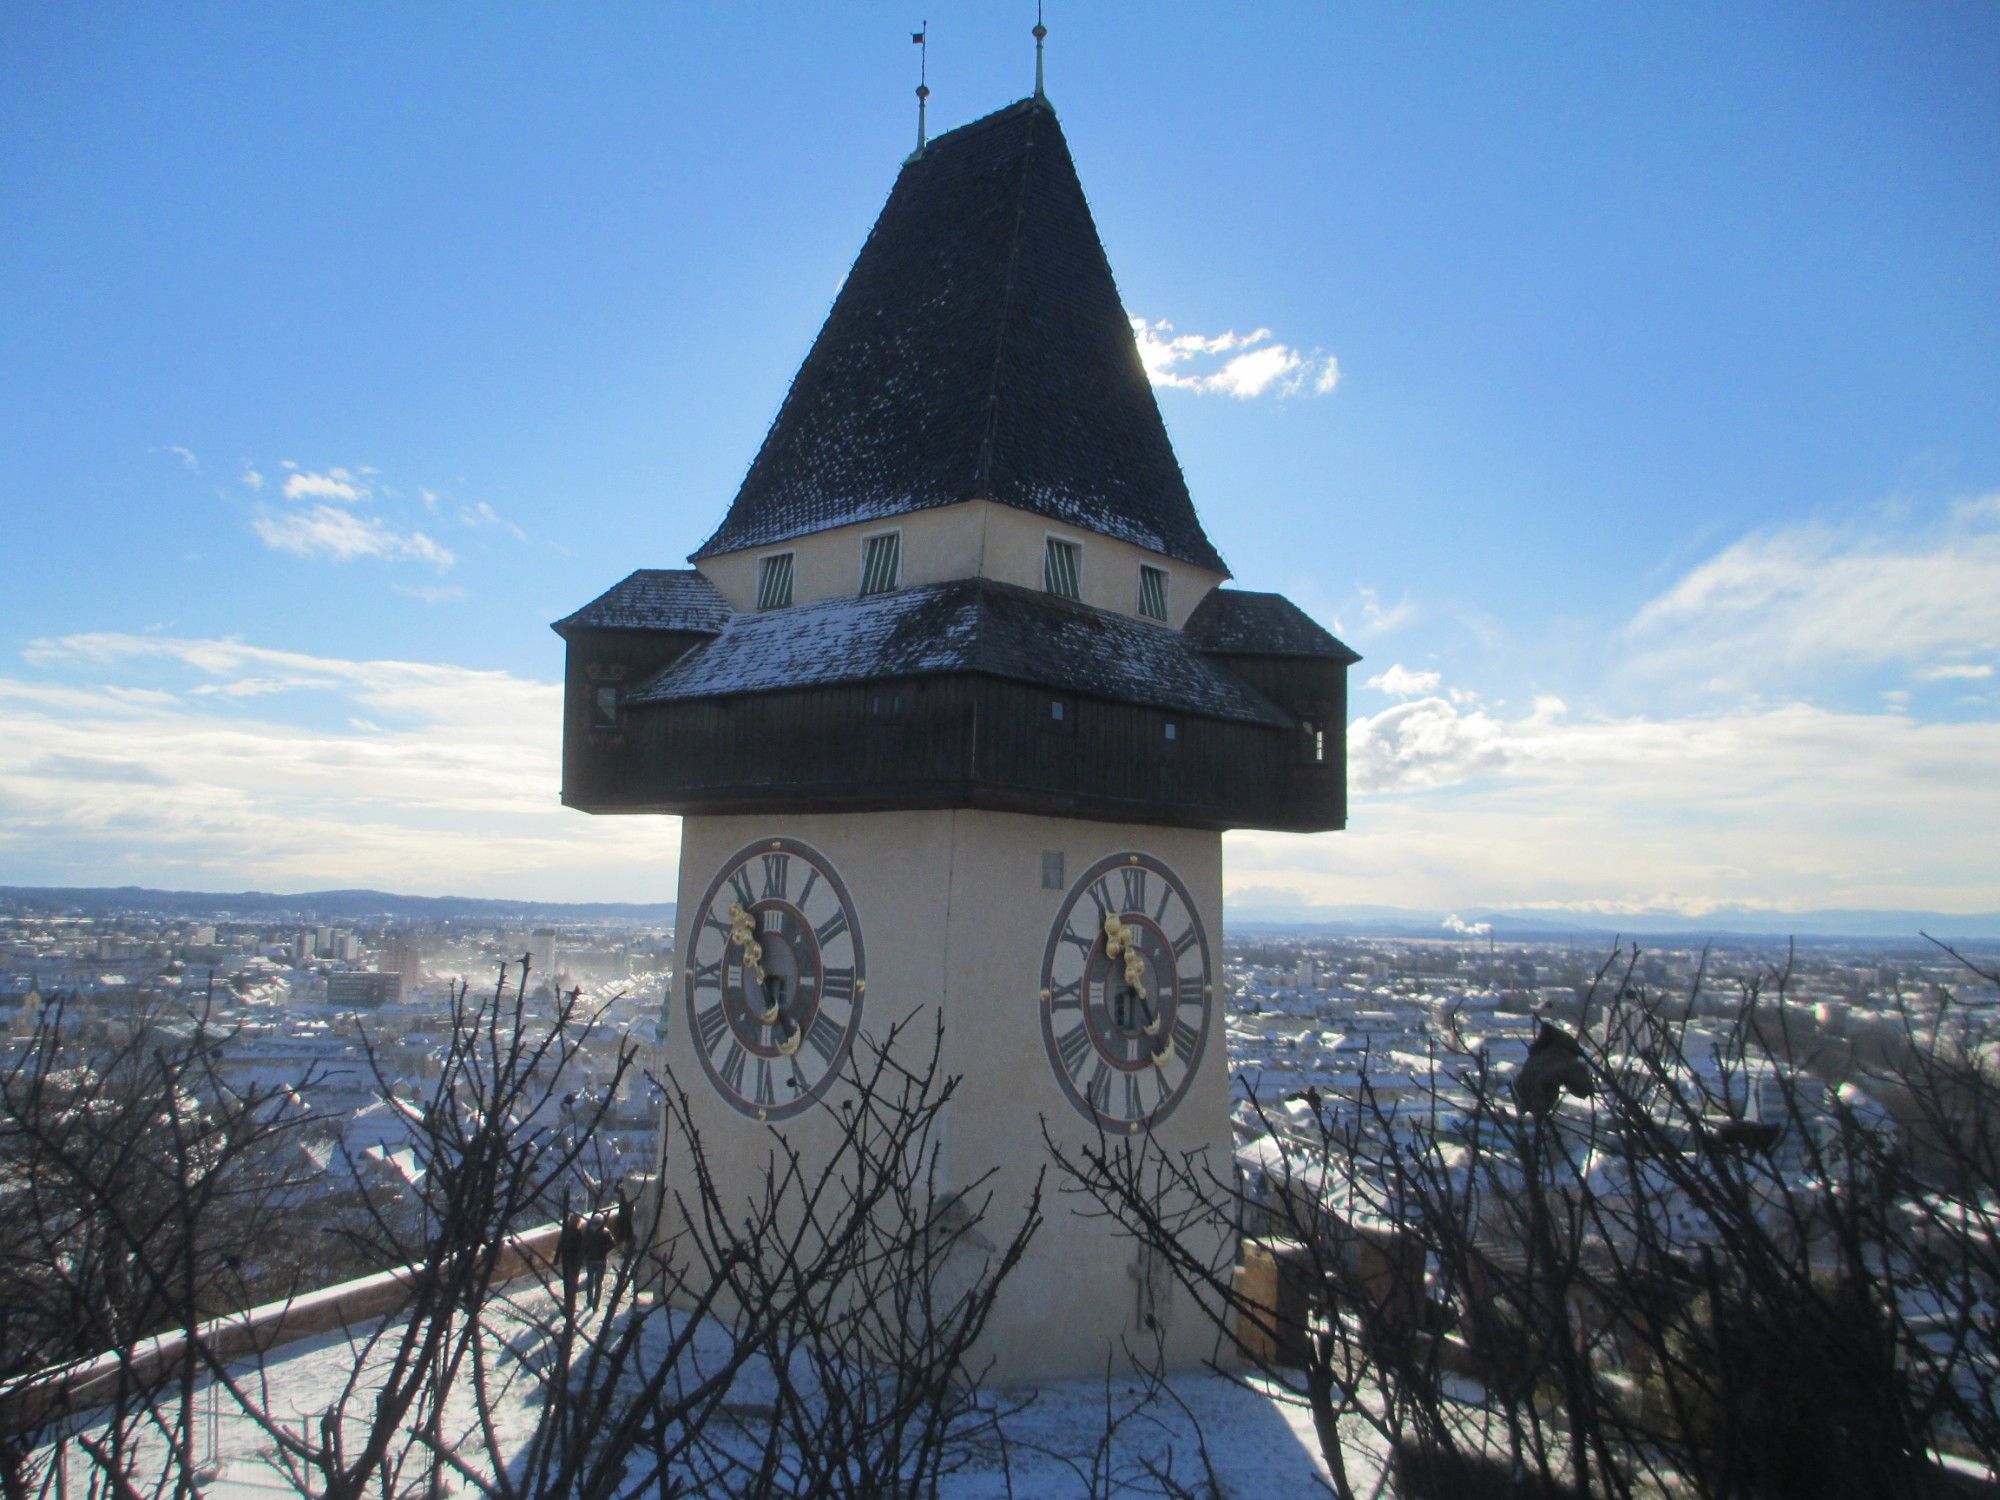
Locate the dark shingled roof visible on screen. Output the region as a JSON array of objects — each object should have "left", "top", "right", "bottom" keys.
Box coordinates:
[
  {"left": 1184, "top": 589, "right": 1360, "bottom": 663},
  {"left": 550, "top": 570, "right": 732, "bottom": 637},
  {"left": 690, "top": 98, "right": 1227, "bottom": 576},
  {"left": 628, "top": 580, "right": 1289, "bottom": 727}
]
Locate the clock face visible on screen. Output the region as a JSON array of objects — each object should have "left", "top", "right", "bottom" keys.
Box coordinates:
[
  {"left": 682, "top": 838, "right": 865, "bottom": 1121},
  {"left": 1040, "top": 852, "right": 1214, "bottom": 1132}
]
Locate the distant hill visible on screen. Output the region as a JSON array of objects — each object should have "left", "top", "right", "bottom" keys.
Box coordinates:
[
  {"left": 0, "top": 885, "right": 675, "bottom": 926},
  {"left": 1224, "top": 900, "right": 2000, "bottom": 944}
]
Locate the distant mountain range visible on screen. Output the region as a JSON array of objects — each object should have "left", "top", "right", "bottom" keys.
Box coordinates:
[
  {"left": 1223, "top": 900, "right": 2000, "bottom": 944},
  {"left": 4, "top": 884, "right": 1994, "bottom": 946},
  {"left": 0, "top": 886, "right": 676, "bottom": 926}
]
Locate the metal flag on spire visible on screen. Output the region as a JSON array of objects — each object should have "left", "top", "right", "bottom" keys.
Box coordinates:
[
  {"left": 907, "top": 22, "right": 930, "bottom": 162},
  {"left": 1033, "top": 3, "right": 1047, "bottom": 99}
]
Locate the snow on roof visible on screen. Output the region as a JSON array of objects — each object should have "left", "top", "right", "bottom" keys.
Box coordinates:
[
  {"left": 691, "top": 99, "right": 1228, "bottom": 575},
  {"left": 627, "top": 578, "right": 1292, "bottom": 727},
  {"left": 550, "top": 569, "right": 732, "bottom": 637},
  {"left": 1183, "top": 589, "right": 1360, "bottom": 663}
]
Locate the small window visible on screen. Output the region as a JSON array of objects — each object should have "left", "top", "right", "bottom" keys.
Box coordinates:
[
  {"left": 1050, "top": 699, "right": 1066, "bottom": 722},
  {"left": 1300, "top": 718, "right": 1327, "bottom": 764},
  {"left": 1041, "top": 851, "right": 1065, "bottom": 890},
  {"left": 868, "top": 686, "right": 904, "bottom": 719},
  {"left": 1137, "top": 565, "right": 1169, "bottom": 622},
  {"left": 592, "top": 685, "right": 620, "bottom": 729},
  {"left": 756, "top": 553, "right": 795, "bottom": 610},
  {"left": 1043, "top": 537, "right": 1082, "bottom": 600},
  {"left": 1045, "top": 696, "right": 1075, "bottom": 735},
  {"left": 1163, "top": 721, "right": 1178, "bottom": 742},
  {"left": 859, "top": 531, "right": 901, "bottom": 596}
]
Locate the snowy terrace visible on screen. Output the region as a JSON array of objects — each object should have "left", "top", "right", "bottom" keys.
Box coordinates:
[{"left": 12, "top": 1276, "right": 1352, "bottom": 1499}]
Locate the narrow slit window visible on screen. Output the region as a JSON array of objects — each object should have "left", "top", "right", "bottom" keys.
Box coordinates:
[
  {"left": 1043, "top": 537, "right": 1082, "bottom": 600},
  {"left": 1137, "top": 564, "right": 1169, "bottom": 622},
  {"left": 1041, "top": 851, "right": 1065, "bottom": 890},
  {"left": 1300, "top": 718, "right": 1327, "bottom": 764},
  {"left": 756, "top": 552, "right": 794, "bottom": 610},
  {"left": 859, "top": 532, "right": 901, "bottom": 596}
]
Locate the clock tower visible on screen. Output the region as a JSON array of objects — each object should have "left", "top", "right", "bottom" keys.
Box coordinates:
[{"left": 554, "top": 92, "right": 1356, "bottom": 1381}]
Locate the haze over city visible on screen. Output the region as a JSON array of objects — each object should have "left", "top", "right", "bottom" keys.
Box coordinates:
[{"left": 3, "top": 4, "right": 1997, "bottom": 922}]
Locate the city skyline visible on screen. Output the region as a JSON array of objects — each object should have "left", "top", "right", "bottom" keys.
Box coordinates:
[{"left": 3, "top": 4, "right": 1997, "bottom": 915}]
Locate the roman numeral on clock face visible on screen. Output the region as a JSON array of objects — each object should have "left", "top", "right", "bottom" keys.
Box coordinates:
[
  {"left": 1172, "top": 1018, "right": 1200, "bottom": 1061},
  {"left": 807, "top": 1011, "right": 845, "bottom": 1064},
  {"left": 761, "top": 853, "right": 789, "bottom": 899},
  {"left": 1172, "top": 924, "right": 1199, "bottom": 959},
  {"left": 1056, "top": 1023, "right": 1092, "bottom": 1079},
  {"left": 729, "top": 867, "right": 756, "bottom": 910},
  {"left": 1121, "top": 867, "right": 1147, "bottom": 912},
  {"left": 696, "top": 1002, "right": 726, "bottom": 1054},
  {"left": 691, "top": 959, "right": 722, "bottom": 993},
  {"left": 814, "top": 909, "right": 849, "bottom": 945}
]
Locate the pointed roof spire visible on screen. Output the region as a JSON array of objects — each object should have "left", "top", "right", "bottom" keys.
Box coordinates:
[
  {"left": 693, "top": 100, "right": 1227, "bottom": 575},
  {"left": 1033, "top": 4, "right": 1047, "bottom": 100},
  {"left": 907, "top": 22, "right": 930, "bottom": 163}
]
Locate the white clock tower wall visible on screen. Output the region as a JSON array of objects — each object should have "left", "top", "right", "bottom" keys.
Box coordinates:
[{"left": 664, "top": 807, "right": 1235, "bottom": 1384}]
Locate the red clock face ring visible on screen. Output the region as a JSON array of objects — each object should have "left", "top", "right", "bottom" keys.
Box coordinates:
[
  {"left": 683, "top": 838, "right": 865, "bottom": 1121},
  {"left": 1040, "top": 852, "right": 1213, "bottom": 1131}
]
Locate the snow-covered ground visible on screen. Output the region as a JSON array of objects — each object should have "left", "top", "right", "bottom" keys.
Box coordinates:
[{"left": 28, "top": 1286, "right": 1356, "bottom": 1499}]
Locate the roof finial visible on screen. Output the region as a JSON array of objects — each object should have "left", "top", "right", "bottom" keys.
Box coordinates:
[
  {"left": 907, "top": 22, "right": 930, "bottom": 163},
  {"left": 1032, "top": 4, "right": 1047, "bottom": 99}
]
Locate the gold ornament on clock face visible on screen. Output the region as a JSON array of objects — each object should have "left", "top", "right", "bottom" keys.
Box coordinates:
[
  {"left": 1040, "top": 852, "right": 1213, "bottom": 1131},
  {"left": 683, "top": 838, "right": 865, "bottom": 1121}
]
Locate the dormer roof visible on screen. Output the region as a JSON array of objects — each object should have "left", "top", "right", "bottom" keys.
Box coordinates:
[{"left": 691, "top": 98, "right": 1226, "bottom": 575}]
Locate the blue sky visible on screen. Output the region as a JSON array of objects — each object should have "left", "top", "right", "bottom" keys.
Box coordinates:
[{"left": 3, "top": 3, "right": 1997, "bottom": 915}]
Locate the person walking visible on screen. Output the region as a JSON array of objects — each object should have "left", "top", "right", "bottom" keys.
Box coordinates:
[
  {"left": 583, "top": 1211, "right": 614, "bottom": 1311},
  {"left": 558, "top": 1211, "right": 584, "bottom": 1309}
]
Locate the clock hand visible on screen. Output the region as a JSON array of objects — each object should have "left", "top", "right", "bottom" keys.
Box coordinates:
[
  {"left": 1101, "top": 914, "right": 1151, "bottom": 1007},
  {"left": 728, "top": 901, "right": 769, "bottom": 1001}
]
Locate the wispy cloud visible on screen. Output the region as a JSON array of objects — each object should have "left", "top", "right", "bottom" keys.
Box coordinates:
[
  {"left": 1130, "top": 318, "right": 1339, "bottom": 399},
  {"left": 252, "top": 505, "right": 455, "bottom": 569},
  {"left": 167, "top": 445, "right": 199, "bottom": 472},
  {"left": 0, "top": 633, "right": 675, "bottom": 896},
  {"left": 1365, "top": 663, "right": 1442, "bottom": 698},
  {"left": 1626, "top": 500, "right": 2000, "bottom": 694},
  {"left": 282, "top": 466, "right": 369, "bottom": 503},
  {"left": 459, "top": 500, "right": 527, "bottom": 541}
]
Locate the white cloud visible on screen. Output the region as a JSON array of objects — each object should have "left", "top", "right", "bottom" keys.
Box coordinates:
[
  {"left": 240, "top": 462, "right": 265, "bottom": 491},
  {"left": 1230, "top": 692, "right": 2000, "bottom": 914},
  {"left": 1627, "top": 504, "right": 2000, "bottom": 692},
  {"left": 282, "top": 466, "right": 368, "bottom": 503},
  {"left": 1130, "top": 318, "right": 1339, "bottom": 399},
  {"left": 167, "top": 445, "right": 199, "bottom": 472},
  {"left": 1919, "top": 663, "right": 1993, "bottom": 682},
  {"left": 1442, "top": 914, "right": 1492, "bottom": 937},
  {"left": 1365, "top": 663, "right": 1442, "bottom": 698},
  {"left": 252, "top": 505, "right": 455, "bottom": 569},
  {"left": 459, "top": 500, "right": 528, "bottom": 541},
  {"left": 0, "top": 633, "right": 676, "bottom": 898}
]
